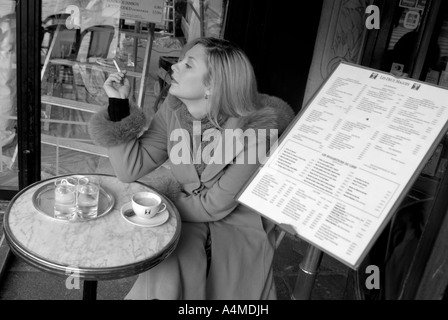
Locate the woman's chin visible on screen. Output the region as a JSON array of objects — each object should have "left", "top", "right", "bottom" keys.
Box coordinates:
[{"left": 168, "top": 87, "right": 178, "bottom": 97}]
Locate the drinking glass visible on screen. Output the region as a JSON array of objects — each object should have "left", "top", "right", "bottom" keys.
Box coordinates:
[
  {"left": 54, "top": 177, "right": 77, "bottom": 220},
  {"left": 76, "top": 176, "right": 100, "bottom": 219}
]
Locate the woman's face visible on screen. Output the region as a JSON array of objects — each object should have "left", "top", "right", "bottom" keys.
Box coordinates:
[{"left": 169, "top": 44, "right": 209, "bottom": 102}]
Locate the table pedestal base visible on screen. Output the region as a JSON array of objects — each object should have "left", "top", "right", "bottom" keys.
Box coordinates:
[{"left": 83, "top": 280, "right": 98, "bottom": 300}]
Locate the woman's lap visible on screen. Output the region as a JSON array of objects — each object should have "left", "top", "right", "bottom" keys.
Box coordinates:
[{"left": 125, "top": 222, "right": 209, "bottom": 300}]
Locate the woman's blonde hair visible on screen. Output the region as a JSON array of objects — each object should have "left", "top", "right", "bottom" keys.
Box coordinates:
[{"left": 181, "top": 37, "right": 259, "bottom": 128}]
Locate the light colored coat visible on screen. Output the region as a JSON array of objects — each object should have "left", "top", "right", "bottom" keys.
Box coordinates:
[{"left": 89, "top": 93, "right": 295, "bottom": 299}]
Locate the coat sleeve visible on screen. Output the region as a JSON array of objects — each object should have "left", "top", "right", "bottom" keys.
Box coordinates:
[
  {"left": 108, "top": 105, "right": 171, "bottom": 182},
  {"left": 89, "top": 100, "right": 171, "bottom": 183}
]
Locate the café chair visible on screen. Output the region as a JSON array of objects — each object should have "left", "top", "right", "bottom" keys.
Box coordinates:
[
  {"left": 41, "top": 23, "right": 81, "bottom": 131},
  {"left": 69, "top": 24, "right": 115, "bottom": 98},
  {"left": 40, "top": 13, "right": 72, "bottom": 61},
  {"left": 41, "top": 24, "right": 115, "bottom": 131},
  {"left": 42, "top": 23, "right": 115, "bottom": 97},
  {"left": 79, "top": 25, "right": 115, "bottom": 60}
]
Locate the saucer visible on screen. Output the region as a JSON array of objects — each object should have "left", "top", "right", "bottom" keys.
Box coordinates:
[{"left": 120, "top": 202, "right": 169, "bottom": 227}]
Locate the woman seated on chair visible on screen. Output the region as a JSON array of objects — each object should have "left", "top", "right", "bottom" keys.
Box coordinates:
[{"left": 88, "top": 37, "right": 294, "bottom": 299}]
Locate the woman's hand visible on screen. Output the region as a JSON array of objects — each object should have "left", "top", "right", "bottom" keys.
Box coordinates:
[{"left": 103, "top": 71, "right": 130, "bottom": 99}]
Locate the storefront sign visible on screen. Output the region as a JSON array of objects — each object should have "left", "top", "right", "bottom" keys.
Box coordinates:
[
  {"left": 237, "top": 62, "right": 448, "bottom": 269},
  {"left": 104, "top": 0, "right": 164, "bottom": 23}
]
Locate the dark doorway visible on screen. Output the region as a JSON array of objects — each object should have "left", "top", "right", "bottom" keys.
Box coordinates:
[{"left": 224, "top": 0, "right": 324, "bottom": 114}]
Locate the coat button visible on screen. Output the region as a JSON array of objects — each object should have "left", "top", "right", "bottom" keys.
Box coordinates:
[{"left": 192, "top": 183, "right": 205, "bottom": 195}]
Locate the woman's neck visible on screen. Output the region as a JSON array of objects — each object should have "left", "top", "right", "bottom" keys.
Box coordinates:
[{"left": 180, "top": 98, "right": 208, "bottom": 120}]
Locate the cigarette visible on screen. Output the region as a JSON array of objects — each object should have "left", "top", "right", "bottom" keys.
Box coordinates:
[{"left": 113, "top": 59, "right": 121, "bottom": 72}]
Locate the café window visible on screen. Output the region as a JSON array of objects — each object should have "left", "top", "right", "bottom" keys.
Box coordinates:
[
  {"left": 0, "top": 1, "right": 17, "bottom": 194},
  {"left": 36, "top": 0, "right": 228, "bottom": 181}
]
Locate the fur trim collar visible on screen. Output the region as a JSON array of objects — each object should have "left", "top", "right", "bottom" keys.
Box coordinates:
[
  {"left": 239, "top": 93, "right": 294, "bottom": 134},
  {"left": 166, "top": 93, "right": 295, "bottom": 134}
]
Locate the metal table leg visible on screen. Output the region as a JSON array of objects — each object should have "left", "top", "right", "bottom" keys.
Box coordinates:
[{"left": 83, "top": 280, "right": 98, "bottom": 300}]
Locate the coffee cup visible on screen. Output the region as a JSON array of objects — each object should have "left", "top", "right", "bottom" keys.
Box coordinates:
[{"left": 131, "top": 192, "right": 166, "bottom": 219}]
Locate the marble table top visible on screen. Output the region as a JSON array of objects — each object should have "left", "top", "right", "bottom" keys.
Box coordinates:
[{"left": 3, "top": 174, "right": 181, "bottom": 280}]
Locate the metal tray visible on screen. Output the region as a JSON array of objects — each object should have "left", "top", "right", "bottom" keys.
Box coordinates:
[{"left": 32, "top": 181, "right": 115, "bottom": 222}]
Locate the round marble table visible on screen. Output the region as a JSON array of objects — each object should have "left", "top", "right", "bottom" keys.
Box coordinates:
[{"left": 3, "top": 174, "right": 181, "bottom": 299}]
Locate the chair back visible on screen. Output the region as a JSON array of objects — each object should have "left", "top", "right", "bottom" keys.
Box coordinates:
[
  {"left": 41, "top": 14, "right": 78, "bottom": 58},
  {"left": 49, "top": 26, "right": 80, "bottom": 59},
  {"left": 78, "top": 25, "right": 115, "bottom": 59}
]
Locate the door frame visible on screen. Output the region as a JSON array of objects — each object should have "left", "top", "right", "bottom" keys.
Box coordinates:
[{"left": 16, "top": 0, "right": 42, "bottom": 191}]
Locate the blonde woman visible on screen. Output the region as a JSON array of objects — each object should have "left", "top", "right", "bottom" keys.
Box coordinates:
[{"left": 89, "top": 37, "right": 295, "bottom": 299}]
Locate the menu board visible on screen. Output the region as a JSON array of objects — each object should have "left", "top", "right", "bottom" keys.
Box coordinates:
[{"left": 237, "top": 62, "right": 448, "bottom": 269}]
